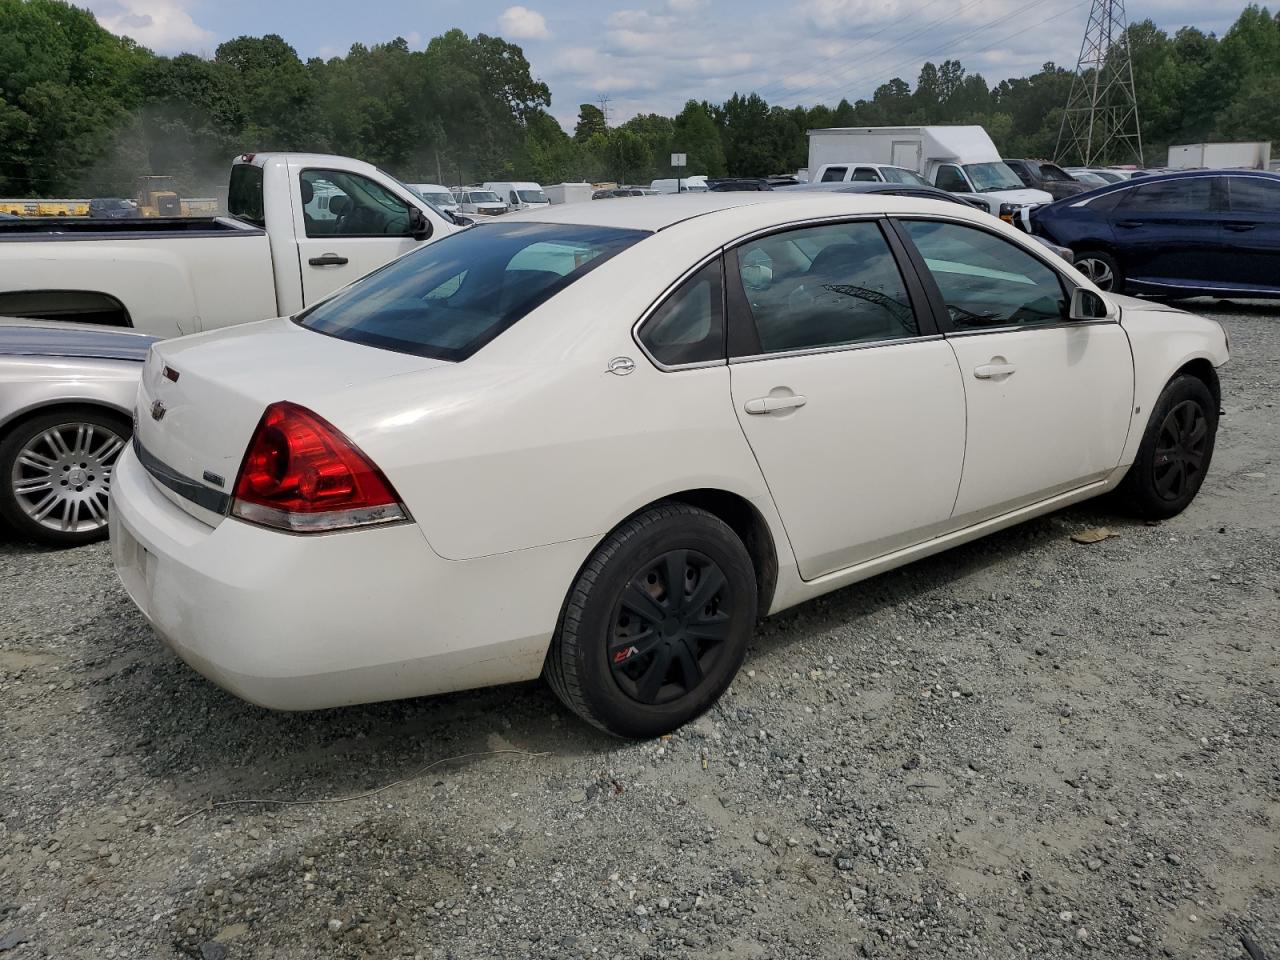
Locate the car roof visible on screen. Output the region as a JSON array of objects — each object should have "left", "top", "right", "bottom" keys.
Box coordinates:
[{"left": 493, "top": 190, "right": 990, "bottom": 233}]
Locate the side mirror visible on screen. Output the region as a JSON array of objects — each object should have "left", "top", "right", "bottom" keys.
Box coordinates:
[
  {"left": 408, "top": 206, "right": 430, "bottom": 241},
  {"left": 1068, "top": 286, "right": 1108, "bottom": 321}
]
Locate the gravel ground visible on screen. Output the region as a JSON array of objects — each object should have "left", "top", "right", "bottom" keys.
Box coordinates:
[{"left": 1, "top": 300, "right": 1277, "bottom": 960}]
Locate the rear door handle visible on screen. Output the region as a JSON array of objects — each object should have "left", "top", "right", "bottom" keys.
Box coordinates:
[
  {"left": 1224, "top": 222, "right": 1258, "bottom": 232},
  {"left": 308, "top": 253, "right": 349, "bottom": 266},
  {"left": 1114, "top": 219, "right": 1143, "bottom": 229},
  {"left": 974, "top": 362, "right": 1016, "bottom": 379},
  {"left": 744, "top": 394, "right": 807, "bottom": 415}
]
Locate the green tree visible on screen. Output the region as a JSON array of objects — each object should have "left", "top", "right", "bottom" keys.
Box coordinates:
[
  {"left": 574, "top": 103, "right": 607, "bottom": 142},
  {"left": 671, "top": 100, "right": 726, "bottom": 177}
]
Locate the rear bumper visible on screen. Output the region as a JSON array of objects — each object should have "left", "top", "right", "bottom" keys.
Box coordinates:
[{"left": 109, "top": 445, "right": 585, "bottom": 710}]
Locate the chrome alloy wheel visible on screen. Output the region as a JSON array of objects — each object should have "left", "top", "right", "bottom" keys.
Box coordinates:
[
  {"left": 1076, "top": 257, "right": 1115, "bottom": 290},
  {"left": 10, "top": 421, "right": 126, "bottom": 535}
]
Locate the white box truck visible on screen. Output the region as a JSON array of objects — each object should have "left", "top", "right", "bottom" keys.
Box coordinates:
[
  {"left": 1167, "top": 142, "right": 1272, "bottom": 170},
  {"left": 544, "top": 182, "right": 594, "bottom": 205},
  {"left": 806, "top": 125, "right": 1052, "bottom": 215}
]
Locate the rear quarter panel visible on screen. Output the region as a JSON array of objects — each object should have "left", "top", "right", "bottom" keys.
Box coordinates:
[
  {"left": 0, "top": 355, "right": 140, "bottom": 431},
  {"left": 312, "top": 222, "right": 784, "bottom": 565}
]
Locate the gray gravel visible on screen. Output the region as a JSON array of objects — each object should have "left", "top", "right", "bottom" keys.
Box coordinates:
[{"left": 2, "top": 300, "right": 1278, "bottom": 960}]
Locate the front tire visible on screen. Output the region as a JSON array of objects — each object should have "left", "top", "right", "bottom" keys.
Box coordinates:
[
  {"left": 545, "top": 502, "right": 757, "bottom": 738},
  {"left": 1117, "top": 375, "right": 1217, "bottom": 520},
  {"left": 0, "top": 407, "right": 130, "bottom": 547},
  {"left": 1075, "top": 249, "right": 1123, "bottom": 293}
]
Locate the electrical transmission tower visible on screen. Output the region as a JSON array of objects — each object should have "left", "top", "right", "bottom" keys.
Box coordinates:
[
  {"left": 597, "top": 94, "right": 613, "bottom": 127},
  {"left": 1055, "top": 0, "right": 1144, "bottom": 167}
]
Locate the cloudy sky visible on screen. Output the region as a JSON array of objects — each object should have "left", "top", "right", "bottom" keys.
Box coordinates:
[{"left": 85, "top": 0, "right": 1240, "bottom": 129}]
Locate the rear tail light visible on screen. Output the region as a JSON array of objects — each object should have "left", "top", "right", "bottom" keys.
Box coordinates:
[{"left": 230, "top": 401, "right": 409, "bottom": 533}]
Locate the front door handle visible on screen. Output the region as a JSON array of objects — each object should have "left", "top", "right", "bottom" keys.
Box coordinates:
[
  {"left": 744, "top": 394, "right": 807, "bottom": 415},
  {"left": 973, "top": 362, "right": 1017, "bottom": 379},
  {"left": 1115, "top": 219, "right": 1143, "bottom": 229},
  {"left": 1223, "top": 222, "right": 1257, "bottom": 232},
  {"left": 308, "top": 253, "right": 350, "bottom": 266}
]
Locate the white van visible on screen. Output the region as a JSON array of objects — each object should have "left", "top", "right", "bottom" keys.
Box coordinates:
[
  {"left": 485, "top": 181, "right": 550, "bottom": 212},
  {"left": 408, "top": 183, "right": 459, "bottom": 215},
  {"left": 650, "top": 176, "right": 709, "bottom": 194},
  {"left": 452, "top": 188, "right": 508, "bottom": 217}
]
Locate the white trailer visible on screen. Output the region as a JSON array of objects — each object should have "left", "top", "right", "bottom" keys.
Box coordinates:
[
  {"left": 805, "top": 125, "right": 1052, "bottom": 212},
  {"left": 544, "top": 182, "right": 594, "bottom": 205},
  {"left": 1167, "top": 142, "right": 1272, "bottom": 170}
]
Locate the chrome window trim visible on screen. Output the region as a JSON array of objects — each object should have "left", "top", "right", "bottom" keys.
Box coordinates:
[
  {"left": 630, "top": 248, "right": 729, "bottom": 373},
  {"left": 729, "top": 333, "right": 944, "bottom": 365},
  {"left": 942, "top": 319, "right": 1116, "bottom": 338}
]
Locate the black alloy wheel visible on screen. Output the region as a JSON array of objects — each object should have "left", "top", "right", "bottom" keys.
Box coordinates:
[
  {"left": 1153, "top": 400, "right": 1209, "bottom": 502},
  {"left": 1117, "top": 374, "right": 1217, "bottom": 520},
  {"left": 544, "top": 502, "right": 757, "bottom": 738},
  {"left": 609, "top": 549, "right": 732, "bottom": 705}
]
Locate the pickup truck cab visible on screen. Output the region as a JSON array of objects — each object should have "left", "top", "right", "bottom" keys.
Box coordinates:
[
  {"left": 0, "top": 153, "right": 457, "bottom": 338},
  {"left": 811, "top": 162, "right": 932, "bottom": 187},
  {"left": 1004, "top": 159, "right": 1090, "bottom": 200}
]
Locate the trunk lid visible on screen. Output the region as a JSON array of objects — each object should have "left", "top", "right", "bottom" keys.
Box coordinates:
[{"left": 135, "top": 317, "right": 448, "bottom": 525}]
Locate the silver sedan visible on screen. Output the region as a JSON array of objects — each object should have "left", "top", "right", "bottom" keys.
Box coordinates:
[{"left": 0, "top": 318, "right": 154, "bottom": 546}]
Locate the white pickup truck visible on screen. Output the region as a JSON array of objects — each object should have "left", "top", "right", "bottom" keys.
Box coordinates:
[{"left": 0, "top": 153, "right": 460, "bottom": 337}]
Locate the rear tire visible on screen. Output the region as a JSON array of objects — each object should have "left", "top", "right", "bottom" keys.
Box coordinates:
[
  {"left": 0, "top": 407, "right": 130, "bottom": 547},
  {"left": 1075, "top": 249, "right": 1123, "bottom": 293},
  {"left": 1117, "top": 375, "right": 1217, "bottom": 520},
  {"left": 545, "top": 502, "right": 757, "bottom": 738}
]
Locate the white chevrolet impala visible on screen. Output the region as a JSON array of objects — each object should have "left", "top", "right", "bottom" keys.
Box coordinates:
[{"left": 110, "top": 193, "right": 1228, "bottom": 737}]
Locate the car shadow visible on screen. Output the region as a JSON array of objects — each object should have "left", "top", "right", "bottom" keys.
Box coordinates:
[{"left": 73, "top": 497, "right": 1130, "bottom": 814}]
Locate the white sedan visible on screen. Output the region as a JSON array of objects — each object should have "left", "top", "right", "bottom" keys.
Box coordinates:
[{"left": 110, "top": 193, "right": 1228, "bottom": 737}]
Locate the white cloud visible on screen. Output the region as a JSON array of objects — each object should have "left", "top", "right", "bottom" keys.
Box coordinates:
[
  {"left": 498, "top": 5, "right": 551, "bottom": 40},
  {"left": 88, "top": 0, "right": 215, "bottom": 53}
]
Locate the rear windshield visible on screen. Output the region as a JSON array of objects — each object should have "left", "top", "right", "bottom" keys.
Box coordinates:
[
  {"left": 297, "top": 221, "right": 647, "bottom": 361},
  {"left": 228, "top": 164, "right": 265, "bottom": 226}
]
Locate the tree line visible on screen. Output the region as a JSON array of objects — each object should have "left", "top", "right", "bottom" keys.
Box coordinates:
[{"left": 1, "top": 0, "right": 1277, "bottom": 199}]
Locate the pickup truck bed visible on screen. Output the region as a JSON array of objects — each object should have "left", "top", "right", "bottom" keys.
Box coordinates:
[{"left": 0, "top": 152, "right": 456, "bottom": 337}]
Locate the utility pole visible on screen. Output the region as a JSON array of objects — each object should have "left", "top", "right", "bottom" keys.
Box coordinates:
[
  {"left": 597, "top": 94, "right": 612, "bottom": 128},
  {"left": 1055, "top": 0, "right": 1144, "bottom": 167}
]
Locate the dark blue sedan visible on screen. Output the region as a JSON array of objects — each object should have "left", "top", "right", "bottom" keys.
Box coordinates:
[{"left": 1029, "top": 169, "right": 1280, "bottom": 299}]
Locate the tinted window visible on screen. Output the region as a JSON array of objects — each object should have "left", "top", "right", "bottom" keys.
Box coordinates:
[
  {"left": 1039, "top": 163, "right": 1074, "bottom": 182},
  {"left": 820, "top": 166, "right": 848, "bottom": 183},
  {"left": 1228, "top": 176, "right": 1280, "bottom": 213},
  {"left": 901, "top": 220, "right": 1066, "bottom": 330},
  {"left": 302, "top": 169, "right": 410, "bottom": 237},
  {"left": 882, "top": 167, "right": 930, "bottom": 186},
  {"left": 1120, "top": 177, "right": 1214, "bottom": 212},
  {"left": 734, "top": 221, "right": 917, "bottom": 354},
  {"left": 935, "top": 165, "right": 968, "bottom": 192},
  {"left": 228, "top": 164, "right": 264, "bottom": 227},
  {"left": 852, "top": 168, "right": 880, "bottom": 181},
  {"left": 638, "top": 259, "right": 724, "bottom": 366},
  {"left": 298, "top": 222, "right": 645, "bottom": 361}
]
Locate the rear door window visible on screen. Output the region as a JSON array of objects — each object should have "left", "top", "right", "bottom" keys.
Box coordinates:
[
  {"left": 820, "top": 166, "right": 848, "bottom": 183},
  {"left": 1228, "top": 176, "right": 1280, "bottom": 213},
  {"left": 298, "top": 222, "right": 646, "bottom": 361},
  {"left": 1120, "top": 177, "right": 1216, "bottom": 212},
  {"left": 732, "top": 221, "right": 919, "bottom": 354}
]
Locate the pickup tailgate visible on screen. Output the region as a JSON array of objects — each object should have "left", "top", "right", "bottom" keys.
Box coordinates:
[{"left": 134, "top": 317, "right": 448, "bottom": 525}]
